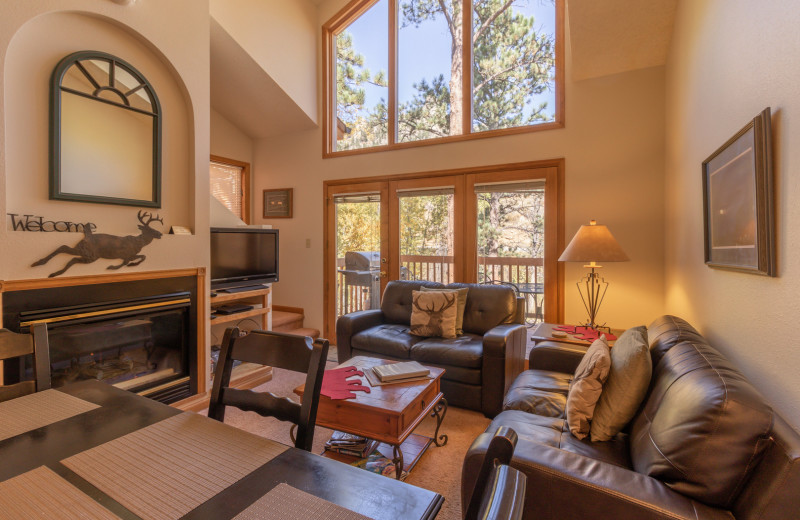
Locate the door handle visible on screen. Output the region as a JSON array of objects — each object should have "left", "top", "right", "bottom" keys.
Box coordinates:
[{"left": 380, "top": 271, "right": 387, "bottom": 278}]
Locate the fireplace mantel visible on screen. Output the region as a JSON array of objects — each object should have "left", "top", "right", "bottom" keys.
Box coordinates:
[{"left": 0, "top": 268, "right": 208, "bottom": 396}]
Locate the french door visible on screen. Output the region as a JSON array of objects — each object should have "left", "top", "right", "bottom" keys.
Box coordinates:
[{"left": 324, "top": 161, "right": 563, "bottom": 339}]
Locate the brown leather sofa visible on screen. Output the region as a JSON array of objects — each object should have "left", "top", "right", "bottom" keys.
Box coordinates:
[
  {"left": 336, "top": 280, "right": 527, "bottom": 417},
  {"left": 462, "top": 315, "right": 800, "bottom": 519}
]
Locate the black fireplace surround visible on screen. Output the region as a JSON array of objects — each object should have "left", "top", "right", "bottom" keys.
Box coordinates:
[{"left": 2, "top": 276, "right": 198, "bottom": 404}]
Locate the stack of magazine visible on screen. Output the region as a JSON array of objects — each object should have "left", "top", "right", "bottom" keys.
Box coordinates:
[
  {"left": 364, "top": 360, "right": 431, "bottom": 386},
  {"left": 324, "top": 431, "right": 379, "bottom": 458}
]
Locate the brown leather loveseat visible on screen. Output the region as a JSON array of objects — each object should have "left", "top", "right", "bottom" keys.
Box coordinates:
[
  {"left": 336, "top": 280, "right": 527, "bottom": 417},
  {"left": 462, "top": 315, "right": 800, "bottom": 519}
]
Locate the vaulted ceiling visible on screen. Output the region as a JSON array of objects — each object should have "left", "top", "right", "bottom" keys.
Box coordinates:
[
  {"left": 209, "top": 0, "right": 678, "bottom": 139},
  {"left": 568, "top": 0, "right": 677, "bottom": 81}
]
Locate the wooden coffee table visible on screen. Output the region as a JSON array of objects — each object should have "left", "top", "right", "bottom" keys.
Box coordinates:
[{"left": 295, "top": 356, "right": 447, "bottom": 479}]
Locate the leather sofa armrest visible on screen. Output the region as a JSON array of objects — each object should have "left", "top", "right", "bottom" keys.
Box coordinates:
[
  {"left": 336, "top": 309, "right": 385, "bottom": 363},
  {"left": 462, "top": 434, "right": 731, "bottom": 520},
  {"left": 481, "top": 324, "right": 526, "bottom": 417},
  {"left": 528, "top": 341, "right": 588, "bottom": 374}
]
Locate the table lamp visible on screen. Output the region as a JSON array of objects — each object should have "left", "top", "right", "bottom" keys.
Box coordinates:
[{"left": 558, "top": 220, "right": 629, "bottom": 329}]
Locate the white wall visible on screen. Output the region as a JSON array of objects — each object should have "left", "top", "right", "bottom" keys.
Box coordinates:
[
  {"left": 1, "top": 1, "right": 210, "bottom": 281},
  {"left": 253, "top": 4, "right": 667, "bottom": 335},
  {"left": 664, "top": 0, "right": 800, "bottom": 421},
  {"left": 210, "top": 0, "right": 318, "bottom": 124},
  {"left": 211, "top": 108, "right": 254, "bottom": 166}
]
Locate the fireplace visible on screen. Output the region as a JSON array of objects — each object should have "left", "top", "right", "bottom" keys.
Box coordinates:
[{"left": 2, "top": 275, "right": 198, "bottom": 404}]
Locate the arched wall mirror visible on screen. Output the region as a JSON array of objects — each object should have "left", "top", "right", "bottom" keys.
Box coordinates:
[{"left": 50, "top": 51, "right": 161, "bottom": 207}]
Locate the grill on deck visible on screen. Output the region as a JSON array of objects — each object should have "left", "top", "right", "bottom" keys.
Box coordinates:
[{"left": 339, "top": 251, "right": 380, "bottom": 311}]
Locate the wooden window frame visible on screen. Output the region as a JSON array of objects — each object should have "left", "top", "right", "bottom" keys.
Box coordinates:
[
  {"left": 322, "top": 0, "right": 565, "bottom": 158},
  {"left": 210, "top": 155, "right": 251, "bottom": 224},
  {"left": 322, "top": 158, "right": 564, "bottom": 338}
]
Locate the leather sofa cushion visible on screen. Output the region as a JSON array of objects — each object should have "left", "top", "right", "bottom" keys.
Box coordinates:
[
  {"left": 647, "top": 315, "right": 707, "bottom": 366},
  {"left": 630, "top": 339, "right": 773, "bottom": 508},
  {"left": 416, "top": 362, "right": 481, "bottom": 386},
  {"left": 503, "top": 370, "right": 571, "bottom": 419},
  {"left": 490, "top": 410, "right": 632, "bottom": 469},
  {"left": 409, "top": 334, "right": 483, "bottom": 368},
  {"left": 351, "top": 324, "right": 422, "bottom": 359},
  {"left": 445, "top": 283, "right": 517, "bottom": 335},
  {"left": 380, "top": 280, "right": 445, "bottom": 324}
]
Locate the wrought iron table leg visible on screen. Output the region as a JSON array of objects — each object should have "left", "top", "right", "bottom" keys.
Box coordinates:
[
  {"left": 431, "top": 397, "right": 448, "bottom": 447},
  {"left": 392, "top": 444, "right": 404, "bottom": 480}
]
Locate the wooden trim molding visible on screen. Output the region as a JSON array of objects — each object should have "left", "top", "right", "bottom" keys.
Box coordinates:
[{"left": 321, "top": 0, "right": 565, "bottom": 158}]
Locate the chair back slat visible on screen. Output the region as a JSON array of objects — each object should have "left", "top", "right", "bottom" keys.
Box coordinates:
[
  {"left": 220, "top": 387, "right": 301, "bottom": 424},
  {"left": 0, "top": 331, "right": 35, "bottom": 360},
  {"left": 0, "top": 381, "right": 37, "bottom": 403},
  {"left": 0, "top": 324, "right": 51, "bottom": 403},
  {"left": 208, "top": 327, "right": 329, "bottom": 451},
  {"left": 229, "top": 330, "right": 315, "bottom": 374}
]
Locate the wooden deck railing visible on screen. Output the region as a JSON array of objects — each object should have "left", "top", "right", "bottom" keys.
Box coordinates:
[{"left": 335, "top": 255, "right": 544, "bottom": 318}]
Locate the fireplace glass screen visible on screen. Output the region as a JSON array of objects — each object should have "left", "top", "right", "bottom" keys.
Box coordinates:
[{"left": 47, "top": 307, "right": 188, "bottom": 393}]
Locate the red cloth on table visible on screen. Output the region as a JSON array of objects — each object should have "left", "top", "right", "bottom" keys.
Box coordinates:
[
  {"left": 553, "top": 325, "right": 617, "bottom": 342},
  {"left": 320, "top": 366, "right": 371, "bottom": 400}
]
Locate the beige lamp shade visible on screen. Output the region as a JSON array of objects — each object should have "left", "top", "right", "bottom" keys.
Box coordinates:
[{"left": 559, "top": 220, "right": 629, "bottom": 264}]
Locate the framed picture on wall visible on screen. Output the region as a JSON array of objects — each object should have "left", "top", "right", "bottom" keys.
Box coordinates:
[
  {"left": 263, "top": 188, "right": 293, "bottom": 219},
  {"left": 702, "top": 107, "right": 775, "bottom": 276}
]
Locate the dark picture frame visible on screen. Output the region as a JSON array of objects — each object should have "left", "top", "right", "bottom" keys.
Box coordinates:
[
  {"left": 263, "top": 188, "right": 293, "bottom": 219},
  {"left": 51, "top": 51, "right": 162, "bottom": 208},
  {"left": 702, "top": 107, "right": 775, "bottom": 276}
]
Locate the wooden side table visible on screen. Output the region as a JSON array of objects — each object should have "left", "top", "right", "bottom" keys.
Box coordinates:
[{"left": 531, "top": 322, "right": 625, "bottom": 346}]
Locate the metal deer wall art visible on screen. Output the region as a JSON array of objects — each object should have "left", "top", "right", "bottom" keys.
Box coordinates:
[{"left": 32, "top": 211, "right": 164, "bottom": 277}]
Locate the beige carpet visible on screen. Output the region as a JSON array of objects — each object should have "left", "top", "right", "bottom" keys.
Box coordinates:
[{"left": 206, "top": 364, "right": 491, "bottom": 520}]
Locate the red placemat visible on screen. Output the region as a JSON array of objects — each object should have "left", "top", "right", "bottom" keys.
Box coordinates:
[
  {"left": 553, "top": 325, "right": 617, "bottom": 342},
  {"left": 320, "top": 366, "right": 371, "bottom": 400}
]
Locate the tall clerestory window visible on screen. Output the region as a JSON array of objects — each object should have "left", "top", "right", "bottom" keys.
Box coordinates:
[{"left": 324, "top": 0, "right": 563, "bottom": 156}]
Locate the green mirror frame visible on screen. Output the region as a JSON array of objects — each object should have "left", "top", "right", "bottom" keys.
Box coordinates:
[{"left": 50, "top": 50, "right": 162, "bottom": 207}]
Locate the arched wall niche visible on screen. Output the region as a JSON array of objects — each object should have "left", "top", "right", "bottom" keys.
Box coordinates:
[{"left": 2, "top": 9, "right": 200, "bottom": 280}]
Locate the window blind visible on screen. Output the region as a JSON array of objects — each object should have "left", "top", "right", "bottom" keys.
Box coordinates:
[{"left": 210, "top": 161, "right": 243, "bottom": 218}]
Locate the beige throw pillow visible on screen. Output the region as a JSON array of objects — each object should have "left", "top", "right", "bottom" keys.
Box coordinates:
[
  {"left": 421, "top": 286, "right": 468, "bottom": 335},
  {"left": 590, "top": 326, "right": 652, "bottom": 442},
  {"left": 409, "top": 290, "right": 458, "bottom": 339},
  {"left": 565, "top": 336, "right": 611, "bottom": 439}
]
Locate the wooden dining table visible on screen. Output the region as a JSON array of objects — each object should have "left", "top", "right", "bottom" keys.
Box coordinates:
[{"left": 0, "top": 380, "right": 443, "bottom": 520}]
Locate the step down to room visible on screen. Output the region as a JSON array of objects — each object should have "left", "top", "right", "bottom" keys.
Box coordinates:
[{"left": 272, "top": 306, "right": 320, "bottom": 339}]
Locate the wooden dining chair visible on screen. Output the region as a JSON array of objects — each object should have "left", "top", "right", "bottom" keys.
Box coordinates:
[
  {"left": 208, "top": 328, "right": 329, "bottom": 451},
  {"left": 464, "top": 426, "right": 527, "bottom": 520},
  {"left": 0, "top": 324, "right": 51, "bottom": 403}
]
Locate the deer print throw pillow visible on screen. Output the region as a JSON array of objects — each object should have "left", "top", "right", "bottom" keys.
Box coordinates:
[
  {"left": 420, "top": 286, "right": 468, "bottom": 335},
  {"left": 409, "top": 290, "right": 458, "bottom": 338},
  {"left": 565, "top": 336, "right": 611, "bottom": 439}
]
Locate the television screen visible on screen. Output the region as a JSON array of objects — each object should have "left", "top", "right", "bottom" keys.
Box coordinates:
[{"left": 210, "top": 228, "right": 278, "bottom": 289}]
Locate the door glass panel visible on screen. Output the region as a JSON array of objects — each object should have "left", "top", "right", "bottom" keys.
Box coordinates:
[
  {"left": 398, "top": 187, "right": 455, "bottom": 283},
  {"left": 334, "top": 193, "right": 382, "bottom": 319},
  {"left": 475, "top": 180, "right": 545, "bottom": 324}
]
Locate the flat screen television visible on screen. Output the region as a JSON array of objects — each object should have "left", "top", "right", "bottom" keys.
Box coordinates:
[{"left": 210, "top": 227, "right": 279, "bottom": 290}]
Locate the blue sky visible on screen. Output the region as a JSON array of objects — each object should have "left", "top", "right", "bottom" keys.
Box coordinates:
[{"left": 341, "top": 0, "right": 557, "bottom": 125}]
